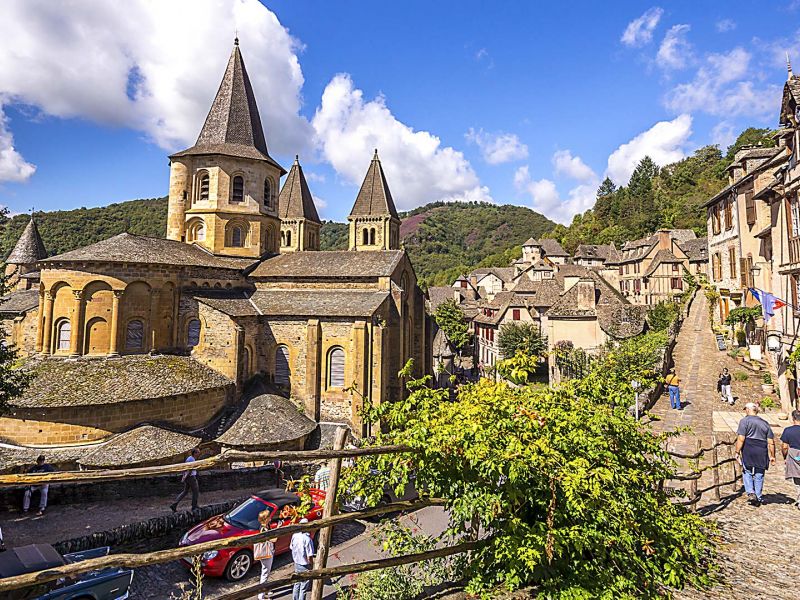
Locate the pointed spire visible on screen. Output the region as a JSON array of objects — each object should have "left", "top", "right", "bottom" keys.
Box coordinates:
[
  {"left": 278, "top": 155, "right": 321, "bottom": 223},
  {"left": 171, "top": 41, "right": 285, "bottom": 174},
  {"left": 788, "top": 52, "right": 793, "bottom": 80},
  {"left": 7, "top": 216, "right": 47, "bottom": 264},
  {"left": 349, "top": 149, "right": 399, "bottom": 219}
]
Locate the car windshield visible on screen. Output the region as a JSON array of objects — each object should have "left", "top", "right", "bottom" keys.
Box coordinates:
[{"left": 224, "top": 498, "right": 270, "bottom": 530}]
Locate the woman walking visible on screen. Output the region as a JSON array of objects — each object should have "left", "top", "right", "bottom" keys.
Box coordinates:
[
  {"left": 254, "top": 510, "right": 275, "bottom": 600},
  {"left": 718, "top": 368, "right": 734, "bottom": 405}
]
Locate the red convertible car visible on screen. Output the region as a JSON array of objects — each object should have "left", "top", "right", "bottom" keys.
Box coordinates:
[{"left": 179, "top": 488, "right": 326, "bottom": 581}]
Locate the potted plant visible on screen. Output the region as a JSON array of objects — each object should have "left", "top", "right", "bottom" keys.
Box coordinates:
[
  {"left": 729, "top": 347, "right": 742, "bottom": 362},
  {"left": 759, "top": 395, "right": 777, "bottom": 411},
  {"left": 735, "top": 329, "right": 747, "bottom": 348},
  {"left": 761, "top": 372, "right": 774, "bottom": 394}
]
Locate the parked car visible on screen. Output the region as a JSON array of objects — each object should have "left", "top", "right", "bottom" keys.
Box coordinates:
[
  {"left": 178, "top": 488, "right": 326, "bottom": 581},
  {"left": 0, "top": 543, "right": 133, "bottom": 600},
  {"left": 341, "top": 469, "right": 418, "bottom": 514}
]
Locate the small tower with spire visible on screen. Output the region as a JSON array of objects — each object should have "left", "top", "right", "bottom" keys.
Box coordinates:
[
  {"left": 278, "top": 155, "right": 321, "bottom": 252},
  {"left": 165, "top": 39, "right": 285, "bottom": 257},
  {"left": 348, "top": 150, "right": 400, "bottom": 251},
  {"left": 5, "top": 215, "right": 47, "bottom": 290}
]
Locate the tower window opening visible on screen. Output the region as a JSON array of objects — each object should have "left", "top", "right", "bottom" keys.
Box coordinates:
[
  {"left": 369, "top": 228, "right": 376, "bottom": 245},
  {"left": 232, "top": 175, "right": 244, "bottom": 202},
  {"left": 198, "top": 172, "right": 210, "bottom": 202},
  {"left": 263, "top": 178, "right": 272, "bottom": 207}
]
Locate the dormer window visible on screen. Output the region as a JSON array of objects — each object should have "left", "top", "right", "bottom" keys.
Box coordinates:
[{"left": 232, "top": 175, "right": 244, "bottom": 202}]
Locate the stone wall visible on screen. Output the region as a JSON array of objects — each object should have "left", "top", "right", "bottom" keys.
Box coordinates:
[
  {"left": 1, "top": 309, "right": 38, "bottom": 358},
  {"left": 1, "top": 384, "right": 233, "bottom": 445}
]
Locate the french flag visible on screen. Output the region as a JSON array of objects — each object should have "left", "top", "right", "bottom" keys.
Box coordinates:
[{"left": 749, "top": 288, "right": 787, "bottom": 321}]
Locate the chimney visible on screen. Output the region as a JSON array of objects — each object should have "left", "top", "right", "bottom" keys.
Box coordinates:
[
  {"left": 576, "top": 278, "right": 596, "bottom": 311},
  {"left": 469, "top": 275, "right": 478, "bottom": 288},
  {"left": 655, "top": 230, "right": 671, "bottom": 249},
  {"left": 563, "top": 275, "right": 580, "bottom": 292}
]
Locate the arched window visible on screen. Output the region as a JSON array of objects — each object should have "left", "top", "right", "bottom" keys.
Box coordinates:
[
  {"left": 232, "top": 175, "right": 244, "bottom": 202},
  {"left": 362, "top": 228, "right": 369, "bottom": 245},
  {"left": 56, "top": 320, "right": 71, "bottom": 352},
  {"left": 243, "top": 346, "right": 251, "bottom": 377},
  {"left": 275, "top": 345, "right": 290, "bottom": 386},
  {"left": 231, "top": 226, "right": 244, "bottom": 247},
  {"left": 197, "top": 171, "right": 210, "bottom": 203},
  {"left": 263, "top": 178, "right": 272, "bottom": 207},
  {"left": 125, "top": 319, "right": 144, "bottom": 350},
  {"left": 187, "top": 318, "right": 201, "bottom": 347},
  {"left": 369, "top": 228, "right": 376, "bottom": 245},
  {"left": 327, "top": 346, "right": 345, "bottom": 388},
  {"left": 285, "top": 230, "right": 292, "bottom": 247},
  {"left": 187, "top": 219, "right": 205, "bottom": 242}
]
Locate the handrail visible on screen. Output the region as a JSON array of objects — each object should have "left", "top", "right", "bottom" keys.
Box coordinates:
[{"left": 666, "top": 438, "right": 735, "bottom": 460}]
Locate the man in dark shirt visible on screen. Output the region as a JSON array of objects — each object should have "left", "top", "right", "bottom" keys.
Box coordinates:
[
  {"left": 23, "top": 455, "right": 55, "bottom": 516},
  {"left": 779, "top": 409, "right": 800, "bottom": 509},
  {"left": 735, "top": 403, "right": 776, "bottom": 506}
]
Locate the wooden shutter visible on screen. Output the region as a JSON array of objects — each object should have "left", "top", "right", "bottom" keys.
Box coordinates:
[
  {"left": 745, "top": 191, "right": 756, "bottom": 225},
  {"left": 328, "top": 347, "right": 345, "bottom": 388},
  {"left": 275, "top": 346, "right": 290, "bottom": 386}
]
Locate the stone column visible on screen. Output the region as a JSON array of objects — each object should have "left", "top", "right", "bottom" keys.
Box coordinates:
[
  {"left": 34, "top": 292, "right": 46, "bottom": 353},
  {"left": 108, "top": 290, "right": 123, "bottom": 356},
  {"left": 69, "top": 289, "right": 85, "bottom": 357},
  {"left": 40, "top": 291, "right": 55, "bottom": 355},
  {"left": 305, "top": 319, "right": 322, "bottom": 422},
  {"left": 148, "top": 288, "right": 161, "bottom": 352},
  {"left": 351, "top": 320, "right": 368, "bottom": 431}
]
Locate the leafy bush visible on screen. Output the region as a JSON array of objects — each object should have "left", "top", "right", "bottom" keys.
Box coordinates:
[
  {"left": 497, "top": 322, "right": 546, "bottom": 359},
  {"left": 762, "top": 372, "right": 773, "bottom": 384},
  {"left": 433, "top": 300, "right": 471, "bottom": 351},
  {"left": 735, "top": 330, "right": 747, "bottom": 347},
  {"left": 725, "top": 306, "right": 761, "bottom": 327},
  {"left": 760, "top": 396, "right": 777, "bottom": 409},
  {"left": 647, "top": 301, "right": 681, "bottom": 331},
  {"left": 734, "top": 371, "right": 749, "bottom": 381}
]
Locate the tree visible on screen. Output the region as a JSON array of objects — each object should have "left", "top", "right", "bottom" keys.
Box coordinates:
[
  {"left": 647, "top": 302, "right": 681, "bottom": 332},
  {"left": 0, "top": 271, "right": 31, "bottom": 416},
  {"left": 725, "top": 127, "right": 776, "bottom": 162},
  {"left": 433, "top": 299, "right": 471, "bottom": 351},
  {"left": 497, "top": 322, "right": 546, "bottom": 359}
]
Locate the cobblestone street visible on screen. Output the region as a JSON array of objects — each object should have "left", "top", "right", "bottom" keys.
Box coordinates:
[{"left": 651, "top": 293, "right": 800, "bottom": 600}]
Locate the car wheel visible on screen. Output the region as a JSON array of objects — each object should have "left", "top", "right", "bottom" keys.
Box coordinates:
[{"left": 225, "top": 550, "right": 253, "bottom": 581}]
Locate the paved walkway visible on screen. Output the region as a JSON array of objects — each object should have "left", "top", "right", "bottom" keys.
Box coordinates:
[{"left": 649, "top": 293, "right": 800, "bottom": 600}]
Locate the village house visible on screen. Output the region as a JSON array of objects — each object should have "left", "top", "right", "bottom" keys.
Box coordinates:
[
  {"left": 572, "top": 243, "right": 619, "bottom": 268},
  {"left": 0, "top": 41, "right": 427, "bottom": 463}
]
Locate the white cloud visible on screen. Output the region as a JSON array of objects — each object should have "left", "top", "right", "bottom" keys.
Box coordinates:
[
  {"left": 606, "top": 114, "right": 693, "bottom": 185},
  {"left": 465, "top": 128, "right": 528, "bottom": 165},
  {"left": 514, "top": 165, "right": 598, "bottom": 224},
  {"left": 716, "top": 19, "right": 736, "bottom": 33},
  {"left": 0, "top": 0, "right": 312, "bottom": 161},
  {"left": 711, "top": 121, "right": 737, "bottom": 150},
  {"left": 552, "top": 150, "right": 596, "bottom": 182},
  {"left": 305, "top": 171, "right": 326, "bottom": 184},
  {"left": 312, "top": 73, "right": 491, "bottom": 210},
  {"left": 656, "top": 24, "right": 693, "bottom": 70},
  {"left": 621, "top": 7, "right": 664, "bottom": 47},
  {"left": 0, "top": 105, "right": 35, "bottom": 182},
  {"left": 665, "top": 48, "right": 780, "bottom": 118}
]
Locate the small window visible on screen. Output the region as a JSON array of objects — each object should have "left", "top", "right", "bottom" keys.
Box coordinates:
[
  {"left": 672, "top": 263, "right": 679, "bottom": 271},
  {"left": 285, "top": 230, "right": 292, "bottom": 247},
  {"left": 231, "top": 226, "right": 244, "bottom": 247},
  {"left": 263, "top": 178, "right": 272, "bottom": 207},
  {"left": 232, "top": 175, "right": 244, "bottom": 202},
  {"left": 671, "top": 277, "right": 683, "bottom": 290},
  {"left": 512, "top": 309, "right": 520, "bottom": 320},
  {"left": 328, "top": 346, "right": 345, "bottom": 388},
  {"left": 275, "top": 345, "right": 290, "bottom": 386},
  {"left": 362, "top": 228, "right": 369, "bottom": 245},
  {"left": 187, "top": 319, "right": 201, "bottom": 347},
  {"left": 188, "top": 220, "right": 205, "bottom": 242},
  {"left": 56, "top": 320, "right": 71, "bottom": 352},
  {"left": 198, "top": 172, "right": 210, "bottom": 202},
  {"left": 126, "top": 320, "right": 144, "bottom": 350},
  {"left": 369, "top": 228, "right": 376, "bottom": 245}
]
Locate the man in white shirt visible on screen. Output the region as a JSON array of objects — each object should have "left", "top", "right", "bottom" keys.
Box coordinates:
[
  {"left": 289, "top": 518, "right": 315, "bottom": 600},
  {"left": 170, "top": 447, "right": 201, "bottom": 512},
  {"left": 314, "top": 464, "right": 331, "bottom": 491}
]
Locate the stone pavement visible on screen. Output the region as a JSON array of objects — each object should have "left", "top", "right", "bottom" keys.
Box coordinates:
[{"left": 649, "top": 293, "right": 800, "bottom": 600}]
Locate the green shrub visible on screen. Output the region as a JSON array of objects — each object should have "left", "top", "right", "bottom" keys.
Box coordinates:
[
  {"left": 647, "top": 301, "right": 680, "bottom": 331},
  {"left": 498, "top": 322, "right": 546, "bottom": 359},
  {"left": 760, "top": 396, "right": 777, "bottom": 409},
  {"left": 762, "top": 372, "right": 773, "bottom": 384},
  {"left": 735, "top": 330, "right": 747, "bottom": 347},
  {"left": 734, "top": 371, "right": 749, "bottom": 381}
]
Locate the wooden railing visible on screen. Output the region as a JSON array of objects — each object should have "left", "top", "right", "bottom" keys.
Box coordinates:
[{"left": 789, "top": 236, "right": 800, "bottom": 265}]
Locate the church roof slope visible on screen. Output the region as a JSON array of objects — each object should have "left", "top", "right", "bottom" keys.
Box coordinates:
[
  {"left": 10, "top": 355, "right": 233, "bottom": 409},
  {"left": 349, "top": 151, "right": 399, "bottom": 219},
  {"left": 250, "top": 289, "right": 388, "bottom": 317},
  {"left": 250, "top": 249, "right": 404, "bottom": 278},
  {"left": 279, "top": 157, "right": 321, "bottom": 222},
  {"left": 192, "top": 290, "right": 261, "bottom": 317},
  {"left": 0, "top": 289, "right": 40, "bottom": 314},
  {"left": 42, "top": 233, "right": 257, "bottom": 270},
  {"left": 170, "top": 41, "right": 285, "bottom": 174},
  {"left": 78, "top": 425, "right": 201, "bottom": 469},
  {"left": 6, "top": 218, "right": 47, "bottom": 264}
]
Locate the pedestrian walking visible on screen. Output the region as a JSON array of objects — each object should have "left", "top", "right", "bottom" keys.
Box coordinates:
[
  {"left": 779, "top": 409, "right": 800, "bottom": 509},
  {"left": 290, "top": 518, "right": 315, "bottom": 600},
  {"left": 718, "top": 368, "right": 734, "bottom": 405},
  {"left": 314, "top": 463, "right": 331, "bottom": 491},
  {"left": 170, "top": 447, "right": 201, "bottom": 512},
  {"left": 23, "top": 455, "right": 54, "bottom": 516},
  {"left": 665, "top": 367, "right": 682, "bottom": 410},
  {"left": 254, "top": 510, "right": 275, "bottom": 600},
  {"left": 734, "top": 402, "right": 776, "bottom": 506}
]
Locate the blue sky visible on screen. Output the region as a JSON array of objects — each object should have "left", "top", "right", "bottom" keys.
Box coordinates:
[{"left": 0, "top": 1, "right": 798, "bottom": 224}]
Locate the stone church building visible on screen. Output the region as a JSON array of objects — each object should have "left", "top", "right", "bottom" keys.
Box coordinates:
[{"left": 0, "top": 41, "right": 427, "bottom": 458}]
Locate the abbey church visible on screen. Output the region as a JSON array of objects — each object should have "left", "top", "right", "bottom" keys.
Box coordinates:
[{"left": 0, "top": 41, "right": 427, "bottom": 461}]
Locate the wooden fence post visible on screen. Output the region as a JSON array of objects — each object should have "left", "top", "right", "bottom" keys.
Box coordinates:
[
  {"left": 310, "top": 426, "right": 349, "bottom": 600},
  {"left": 712, "top": 434, "right": 720, "bottom": 502},
  {"left": 730, "top": 434, "right": 740, "bottom": 494},
  {"left": 689, "top": 438, "right": 701, "bottom": 512}
]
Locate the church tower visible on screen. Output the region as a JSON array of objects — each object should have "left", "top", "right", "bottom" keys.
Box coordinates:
[
  {"left": 348, "top": 150, "right": 400, "bottom": 251},
  {"left": 5, "top": 216, "right": 47, "bottom": 290},
  {"left": 278, "top": 156, "right": 321, "bottom": 252},
  {"left": 166, "top": 39, "right": 285, "bottom": 257}
]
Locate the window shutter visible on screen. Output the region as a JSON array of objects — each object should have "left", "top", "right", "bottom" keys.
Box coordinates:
[
  {"left": 275, "top": 346, "right": 290, "bottom": 386},
  {"left": 745, "top": 191, "right": 756, "bottom": 225},
  {"left": 328, "top": 347, "right": 345, "bottom": 388}
]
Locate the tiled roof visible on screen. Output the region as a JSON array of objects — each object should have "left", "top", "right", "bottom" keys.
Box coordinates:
[
  {"left": 249, "top": 250, "right": 404, "bottom": 278},
  {"left": 250, "top": 289, "right": 388, "bottom": 317},
  {"left": 78, "top": 425, "right": 201, "bottom": 468},
  {"left": 539, "top": 238, "right": 568, "bottom": 256},
  {"left": 522, "top": 237, "right": 540, "bottom": 246},
  {"left": 644, "top": 249, "right": 684, "bottom": 278},
  {"left": 349, "top": 151, "right": 399, "bottom": 219},
  {"left": 597, "top": 305, "right": 648, "bottom": 339},
  {"left": 546, "top": 271, "right": 627, "bottom": 317},
  {"left": 170, "top": 42, "right": 285, "bottom": 174},
  {"left": 573, "top": 244, "right": 619, "bottom": 262},
  {"left": 0, "top": 289, "right": 39, "bottom": 314},
  {"left": 432, "top": 328, "right": 455, "bottom": 358},
  {"left": 471, "top": 267, "right": 515, "bottom": 282},
  {"left": 511, "top": 278, "right": 562, "bottom": 306},
  {"left": 193, "top": 290, "right": 261, "bottom": 317},
  {"left": 279, "top": 156, "right": 321, "bottom": 222},
  {"left": 679, "top": 237, "right": 708, "bottom": 262},
  {"left": 473, "top": 292, "right": 529, "bottom": 325},
  {"left": 427, "top": 286, "right": 461, "bottom": 312},
  {"left": 6, "top": 218, "right": 47, "bottom": 264},
  {"left": 11, "top": 355, "right": 233, "bottom": 409},
  {"left": 42, "top": 233, "right": 257, "bottom": 270},
  {"left": 216, "top": 388, "right": 316, "bottom": 448},
  {"left": 0, "top": 444, "right": 89, "bottom": 471}
]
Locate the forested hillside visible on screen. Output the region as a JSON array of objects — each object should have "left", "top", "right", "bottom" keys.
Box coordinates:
[{"left": 546, "top": 127, "right": 776, "bottom": 253}]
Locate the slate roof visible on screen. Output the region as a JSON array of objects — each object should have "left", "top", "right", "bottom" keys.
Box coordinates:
[
  {"left": 170, "top": 41, "right": 285, "bottom": 174},
  {"left": 597, "top": 304, "right": 648, "bottom": 339},
  {"left": 349, "top": 150, "right": 399, "bottom": 219},
  {"left": 0, "top": 289, "right": 39, "bottom": 314},
  {"left": 6, "top": 218, "right": 47, "bottom": 264},
  {"left": 427, "top": 286, "right": 461, "bottom": 312},
  {"left": 432, "top": 328, "right": 455, "bottom": 358},
  {"left": 573, "top": 244, "right": 619, "bottom": 263},
  {"left": 644, "top": 249, "right": 684, "bottom": 278},
  {"left": 472, "top": 291, "right": 530, "bottom": 325},
  {"left": 279, "top": 156, "right": 321, "bottom": 222},
  {"left": 216, "top": 390, "right": 316, "bottom": 448},
  {"left": 539, "top": 238, "right": 568, "bottom": 257},
  {"left": 522, "top": 237, "right": 540, "bottom": 247},
  {"left": 78, "top": 425, "right": 201, "bottom": 468},
  {"left": 249, "top": 250, "right": 404, "bottom": 279},
  {"left": 679, "top": 237, "right": 708, "bottom": 262},
  {"left": 0, "top": 444, "right": 89, "bottom": 471},
  {"left": 10, "top": 355, "right": 233, "bottom": 409},
  {"left": 726, "top": 147, "right": 781, "bottom": 169},
  {"left": 250, "top": 289, "right": 388, "bottom": 317},
  {"left": 471, "top": 267, "right": 515, "bottom": 283},
  {"left": 193, "top": 290, "right": 261, "bottom": 317},
  {"left": 511, "top": 278, "right": 562, "bottom": 306},
  {"left": 781, "top": 75, "right": 800, "bottom": 124},
  {"left": 546, "top": 271, "right": 628, "bottom": 318},
  {"left": 42, "top": 233, "right": 257, "bottom": 270}
]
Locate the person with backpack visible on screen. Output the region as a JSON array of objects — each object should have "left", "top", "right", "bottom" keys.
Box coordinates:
[
  {"left": 665, "top": 367, "right": 681, "bottom": 410},
  {"left": 780, "top": 409, "right": 800, "bottom": 509},
  {"left": 254, "top": 510, "right": 275, "bottom": 600},
  {"left": 718, "top": 368, "right": 734, "bottom": 405},
  {"left": 735, "top": 402, "right": 776, "bottom": 506}
]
